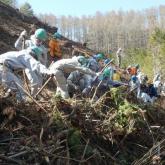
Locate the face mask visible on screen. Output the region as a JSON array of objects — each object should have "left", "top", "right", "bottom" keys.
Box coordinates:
[{"left": 35, "top": 38, "right": 43, "bottom": 46}]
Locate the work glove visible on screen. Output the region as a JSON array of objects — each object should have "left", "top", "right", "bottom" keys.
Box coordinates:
[
  {"left": 74, "top": 85, "right": 80, "bottom": 91},
  {"left": 46, "top": 70, "right": 54, "bottom": 77},
  {"left": 82, "top": 87, "right": 91, "bottom": 95},
  {"left": 96, "top": 71, "right": 102, "bottom": 77},
  {"left": 50, "top": 73, "right": 55, "bottom": 78},
  {"left": 20, "top": 30, "right": 27, "bottom": 37}
]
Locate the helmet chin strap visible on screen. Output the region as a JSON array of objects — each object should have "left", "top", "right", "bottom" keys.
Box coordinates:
[
  {"left": 35, "top": 39, "right": 42, "bottom": 46},
  {"left": 31, "top": 35, "right": 42, "bottom": 46}
]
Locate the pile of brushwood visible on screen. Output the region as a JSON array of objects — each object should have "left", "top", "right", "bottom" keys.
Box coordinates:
[{"left": 0, "top": 86, "right": 165, "bottom": 165}]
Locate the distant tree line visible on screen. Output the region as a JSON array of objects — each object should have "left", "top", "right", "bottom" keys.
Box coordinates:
[
  {"left": 38, "top": 6, "right": 165, "bottom": 54},
  {"left": 2, "top": 0, "right": 165, "bottom": 55},
  {"left": 37, "top": 6, "right": 165, "bottom": 77},
  {"left": 1, "top": 0, "right": 165, "bottom": 76}
]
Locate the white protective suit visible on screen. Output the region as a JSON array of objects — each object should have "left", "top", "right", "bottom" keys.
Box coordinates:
[
  {"left": 0, "top": 50, "right": 52, "bottom": 101},
  {"left": 49, "top": 56, "right": 97, "bottom": 99},
  {"left": 137, "top": 72, "right": 148, "bottom": 85},
  {"left": 15, "top": 34, "right": 47, "bottom": 66},
  {"left": 153, "top": 74, "right": 162, "bottom": 95},
  {"left": 139, "top": 92, "right": 156, "bottom": 104},
  {"left": 87, "top": 58, "right": 100, "bottom": 72},
  {"left": 116, "top": 48, "right": 122, "bottom": 68},
  {"left": 129, "top": 77, "right": 141, "bottom": 98},
  {"left": 67, "top": 71, "right": 85, "bottom": 92},
  {"left": 15, "top": 33, "right": 48, "bottom": 95}
]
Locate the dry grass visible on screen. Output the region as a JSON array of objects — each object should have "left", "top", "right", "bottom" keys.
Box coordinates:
[{"left": 0, "top": 86, "right": 165, "bottom": 164}]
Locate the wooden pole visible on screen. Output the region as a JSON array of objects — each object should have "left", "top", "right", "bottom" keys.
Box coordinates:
[
  {"left": 15, "top": 82, "right": 47, "bottom": 113},
  {"left": 34, "top": 76, "right": 52, "bottom": 98}
]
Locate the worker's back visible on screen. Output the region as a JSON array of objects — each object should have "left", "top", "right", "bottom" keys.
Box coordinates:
[{"left": 49, "top": 38, "right": 62, "bottom": 60}]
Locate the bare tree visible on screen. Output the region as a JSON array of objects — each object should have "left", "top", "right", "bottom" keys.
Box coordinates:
[{"left": 37, "top": 6, "right": 164, "bottom": 55}]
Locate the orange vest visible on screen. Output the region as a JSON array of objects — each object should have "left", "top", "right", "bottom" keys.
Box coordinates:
[
  {"left": 129, "top": 67, "right": 137, "bottom": 75},
  {"left": 49, "top": 39, "right": 62, "bottom": 58}
]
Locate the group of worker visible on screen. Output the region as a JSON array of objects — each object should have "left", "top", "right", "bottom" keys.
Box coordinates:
[
  {"left": 0, "top": 27, "right": 164, "bottom": 105},
  {"left": 0, "top": 28, "right": 102, "bottom": 101},
  {"left": 114, "top": 48, "right": 164, "bottom": 104},
  {"left": 127, "top": 65, "right": 164, "bottom": 104}
]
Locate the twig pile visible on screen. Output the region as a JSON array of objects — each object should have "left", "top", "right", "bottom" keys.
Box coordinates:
[{"left": 0, "top": 87, "right": 165, "bottom": 164}]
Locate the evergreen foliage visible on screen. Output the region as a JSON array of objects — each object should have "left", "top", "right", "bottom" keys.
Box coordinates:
[
  {"left": 0, "top": 0, "right": 15, "bottom": 7},
  {"left": 19, "top": 2, "right": 33, "bottom": 17}
]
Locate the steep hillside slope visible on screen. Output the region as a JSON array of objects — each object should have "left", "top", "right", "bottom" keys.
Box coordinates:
[
  {"left": 0, "top": 1, "right": 57, "bottom": 54},
  {"left": 1, "top": 2, "right": 165, "bottom": 165},
  {"left": 0, "top": 1, "right": 96, "bottom": 56}
]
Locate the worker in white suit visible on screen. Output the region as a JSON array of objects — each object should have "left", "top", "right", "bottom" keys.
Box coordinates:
[
  {"left": 15, "top": 28, "right": 48, "bottom": 66},
  {"left": 0, "top": 46, "right": 53, "bottom": 102},
  {"left": 15, "top": 28, "right": 49, "bottom": 96},
  {"left": 116, "top": 48, "right": 122, "bottom": 68},
  {"left": 49, "top": 56, "right": 99, "bottom": 99}
]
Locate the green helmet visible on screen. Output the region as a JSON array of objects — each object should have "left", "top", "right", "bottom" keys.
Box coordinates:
[
  {"left": 53, "top": 32, "right": 61, "bottom": 39},
  {"left": 35, "top": 28, "right": 47, "bottom": 41},
  {"left": 103, "top": 68, "right": 110, "bottom": 77},
  {"left": 135, "top": 64, "right": 140, "bottom": 69},
  {"left": 77, "top": 56, "right": 87, "bottom": 66},
  {"left": 30, "top": 46, "right": 43, "bottom": 57},
  {"left": 96, "top": 53, "right": 104, "bottom": 60}
]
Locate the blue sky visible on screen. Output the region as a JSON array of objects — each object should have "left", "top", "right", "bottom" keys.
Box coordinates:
[{"left": 18, "top": 0, "right": 165, "bottom": 17}]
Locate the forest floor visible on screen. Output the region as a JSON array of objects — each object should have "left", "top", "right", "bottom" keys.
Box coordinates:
[
  {"left": 0, "top": 85, "right": 165, "bottom": 165},
  {"left": 0, "top": 1, "right": 165, "bottom": 165}
]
